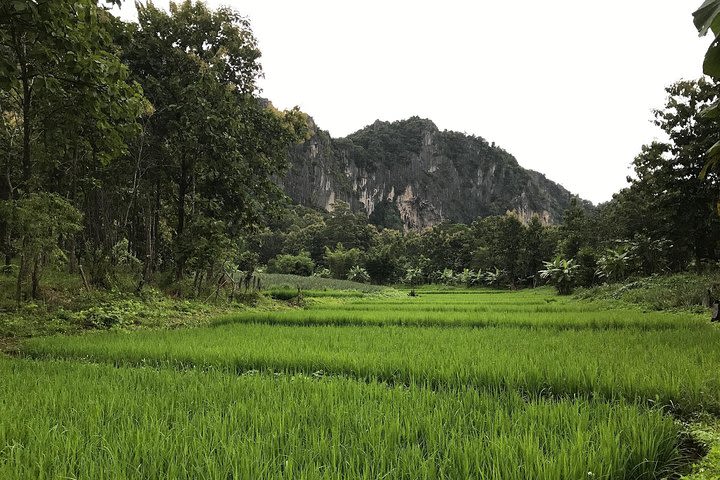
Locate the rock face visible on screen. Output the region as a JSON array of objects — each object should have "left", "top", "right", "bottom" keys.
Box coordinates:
[{"left": 280, "top": 116, "right": 577, "bottom": 230}]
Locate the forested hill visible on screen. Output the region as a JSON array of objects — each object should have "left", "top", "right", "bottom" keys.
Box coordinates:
[{"left": 280, "top": 116, "right": 579, "bottom": 230}]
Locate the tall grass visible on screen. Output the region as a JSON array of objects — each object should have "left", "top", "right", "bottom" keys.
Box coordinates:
[
  {"left": 576, "top": 273, "right": 720, "bottom": 312},
  {"left": 22, "top": 322, "right": 720, "bottom": 414},
  {"left": 0, "top": 358, "right": 682, "bottom": 480},
  {"left": 7, "top": 288, "right": 718, "bottom": 478},
  {"left": 236, "top": 288, "right": 705, "bottom": 330},
  {"left": 211, "top": 307, "right": 703, "bottom": 330},
  {"left": 258, "top": 273, "right": 386, "bottom": 292}
]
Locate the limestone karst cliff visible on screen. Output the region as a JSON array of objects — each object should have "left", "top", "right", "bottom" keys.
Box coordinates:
[{"left": 280, "top": 116, "right": 578, "bottom": 230}]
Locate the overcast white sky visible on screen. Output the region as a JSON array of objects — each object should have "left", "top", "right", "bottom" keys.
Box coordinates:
[{"left": 117, "top": 1, "right": 711, "bottom": 204}]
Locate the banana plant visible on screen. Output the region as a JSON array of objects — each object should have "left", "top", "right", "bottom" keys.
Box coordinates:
[
  {"left": 539, "top": 257, "right": 579, "bottom": 295},
  {"left": 694, "top": 1, "right": 720, "bottom": 213}
]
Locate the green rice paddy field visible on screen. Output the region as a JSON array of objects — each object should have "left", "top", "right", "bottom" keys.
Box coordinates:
[{"left": 3, "top": 288, "right": 719, "bottom": 479}]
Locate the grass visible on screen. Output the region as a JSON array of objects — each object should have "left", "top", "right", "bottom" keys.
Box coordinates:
[
  {"left": 253, "top": 288, "right": 704, "bottom": 330},
  {"left": 6, "top": 284, "right": 720, "bottom": 478},
  {"left": 265, "top": 287, "right": 368, "bottom": 300},
  {"left": 0, "top": 358, "right": 683, "bottom": 480},
  {"left": 211, "top": 306, "right": 704, "bottom": 330},
  {"left": 22, "top": 321, "right": 720, "bottom": 415},
  {"left": 0, "top": 269, "right": 275, "bottom": 339},
  {"left": 576, "top": 272, "right": 720, "bottom": 312},
  {"left": 258, "top": 273, "right": 387, "bottom": 293},
  {"left": 682, "top": 417, "right": 720, "bottom": 479}
]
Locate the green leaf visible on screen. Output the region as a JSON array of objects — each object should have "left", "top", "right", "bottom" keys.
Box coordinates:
[
  {"left": 703, "top": 36, "right": 720, "bottom": 78},
  {"left": 701, "top": 140, "right": 720, "bottom": 179},
  {"left": 701, "top": 100, "right": 720, "bottom": 118},
  {"left": 694, "top": 0, "right": 720, "bottom": 36}
]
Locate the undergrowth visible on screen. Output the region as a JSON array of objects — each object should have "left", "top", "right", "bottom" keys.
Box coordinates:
[{"left": 575, "top": 272, "right": 720, "bottom": 313}]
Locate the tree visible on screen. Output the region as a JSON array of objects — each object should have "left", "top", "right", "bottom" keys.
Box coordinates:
[
  {"left": 325, "top": 243, "right": 365, "bottom": 279},
  {"left": 123, "top": 1, "right": 306, "bottom": 279},
  {"left": 596, "top": 246, "right": 634, "bottom": 283},
  {"left": 630, "top": 80, "right": 720, "bottom": 269},
  {"left": 523, "top": 215, "right": 555, "bottom": 286},
  {"left": 693, "top": 1, "right": 720, "bottom": 210},
  {"left": 471, "top": 214, "right": 527, "bottom": 286},
  {"left": 419, "top": 222, "right": 474, "bottom": 274},
  {"left": 267, "top": 252, "right": 315, "bottom": 276},
  {"left": 324, "top": 244, "right": 365, "bottom": 280},
  {"left": 322, "top": 201, "right": 377, "bottom": 252},
  {"left": 363, "top": 227, "right": 403, "bottom": 284},
  {"left": 0, "top": 0, "right": 143, "bottom": 192},
  {"left": 0, "top": 0, "right": 145, "bottom": 270},
  {"left": 557, "top": 197, "right": 593, "bottom": 259},
  {"left": 1, "top": 193, "right": 82, "bottom": 302}
]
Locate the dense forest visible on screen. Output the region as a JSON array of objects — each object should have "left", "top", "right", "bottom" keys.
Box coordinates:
[
  {"left": 0, "top": 0, "right": 307, "bottom": 301},
  {"left": 1, "top": 0, "right": 720, "bottom": 304}
]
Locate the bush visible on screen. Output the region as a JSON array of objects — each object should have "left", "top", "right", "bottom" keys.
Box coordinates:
[
  {"left": 312, "top": 268, "right": 331, "bottom": 278},
  {"left": 576, "top": 272, "right": 720, "bottom": 312},
  {"left": 539, "top": 258, "right": 579, "bottom": 295},
  {"left": 439, "top": 269, "right": 456, "bottom": 285},
  {"left": 347, "top": 266, "right": 370, "bottom": 283},
  {"left": 75, "top": 301, "right": 144, "bottom": 329},
  {"left": 266, "top": 288, "right": 301, "bottom": 301},
  {"left": 266, "top": 252, "right": 315, "bottom": 276},
  {"left": 481, "top": 268, "right": 508, "bottom": 288},
  {"left": 403, "top": 267, "right": 424, "bottom": 287},
  {"left": 324, "top": 244, "right": 365, "bottom": 280}
]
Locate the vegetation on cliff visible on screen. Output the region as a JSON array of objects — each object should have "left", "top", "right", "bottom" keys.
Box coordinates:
[{"left": 283, "top": 116, "right": 578, "bottom": 229}]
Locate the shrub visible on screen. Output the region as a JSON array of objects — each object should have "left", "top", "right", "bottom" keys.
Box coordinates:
[
  {"left": 439, "top": 269, "right": 456, "bottom": 285},
  {"left": 539, "top": 257, "right": 579, "bottom": 295},
  {"left": 267, "top": 288, "right": 301, "bottom": 301},
  {"left": 596, "top": 246, "right": 634, "bottom": 283},
  {"left": 576, "top": 272, "right": 720, "bottom": 311},
  {"left": 347, "top": 266, "right": 370, "bottom": 283},
  {"left": 481, "top": 268, "right": 507, "bottom": 288},
  {"left": 312, "top": 268, "right": 331, "bottom": 278},
  {"left": 266, "top": 252, "right": 315, "bottom": 276},
  {"left": 403, "top": 266, "right": 424, "bottom": 287},
  {"left": 324, "top": 244, "right": 365, "bottom": 279},
  {"left": 457, "top": 268, "right": 479, "bottom": 287}
]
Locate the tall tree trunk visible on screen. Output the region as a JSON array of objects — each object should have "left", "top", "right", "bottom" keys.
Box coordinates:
[
  {"left": 20, "top": 61, "right": 32, "bottom": 191},
  {"left": 10, "top": 27, "right": 31, "bottom": 192},
  {"left": 15, "top": 238, "right": 27, "bottom": 305},
  {"left": 142, "top": 202, "right": 154, "bottom": 283},
  {"left": 177, "top": 159, "right": 188, "bottom": 237},
  {"left": 31, "top": 253, "right": 41, "bottom": 300},
  {"left": 1, "top": 153, "right": 12, "bottom": 267},
  {"left": 175, "top": 158, "right": 189, "bottom": 280},
  {"left": 152, "top": 175, "right": 160, "bottom": 274},
  {"left": 2, "top": 229, "right": 10, "bottom": 268},
  {"left": 67, "top": 236, "right": 77, "bottom": 274}
]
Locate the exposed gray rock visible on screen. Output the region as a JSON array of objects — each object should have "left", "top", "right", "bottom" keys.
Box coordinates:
[{"left": 280, "top": 116, "right": 579, "bottom": 230}]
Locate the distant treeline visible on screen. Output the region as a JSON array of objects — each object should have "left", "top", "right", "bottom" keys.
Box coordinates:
[{"left": 256, "top": 80, "right": 720, "bottom": 288}]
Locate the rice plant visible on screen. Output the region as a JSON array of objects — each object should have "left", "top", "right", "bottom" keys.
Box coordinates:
[
  {"left": 0, "top": 359, "right": 682, "bottom": 480},
  {"left": 8, "top": 288, "right": 718, "bottom": 477},
  {"left": 22, "top": 321, "right": 720, "bottom": 414}
]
